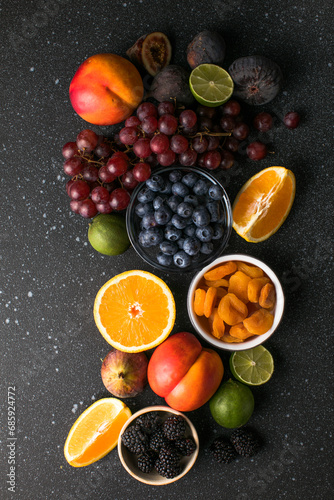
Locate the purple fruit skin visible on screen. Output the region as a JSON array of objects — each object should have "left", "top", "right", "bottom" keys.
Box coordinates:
[{"left": 187, "top": 30, "right": 226, "bottom": 69}]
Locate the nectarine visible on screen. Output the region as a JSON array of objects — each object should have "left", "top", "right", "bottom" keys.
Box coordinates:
[
  {"left": 69, "top": 53, "right": 144, "bottom": 126},
  {"left": 147, "top": 331, "right": 224, "bottom": 412}
]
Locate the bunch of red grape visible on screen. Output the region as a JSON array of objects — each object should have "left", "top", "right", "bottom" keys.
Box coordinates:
[{"left": 62, "top": 100, "right": 300, "bottom": 219}]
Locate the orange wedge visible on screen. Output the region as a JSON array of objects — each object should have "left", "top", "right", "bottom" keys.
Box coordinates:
[
  {"left": 94, "top": 270, "right": 176, "bottom": 352},
  {"left": 232, "top": 166, "right": 296, "bottom": 242},
  {"left": 64, "top": 398, "right": 131, "bottom": 467}
]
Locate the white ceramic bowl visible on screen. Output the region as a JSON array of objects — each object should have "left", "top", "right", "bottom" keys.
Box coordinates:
[
  {"left": 187, "top": 254, "right": 284, "bottom": 351},
  {"left": 117, "top": 406, "right": 199, "bottom": 485}
]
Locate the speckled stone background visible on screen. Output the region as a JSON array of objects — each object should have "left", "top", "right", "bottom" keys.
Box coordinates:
[{"left": 1, "top": 1, "right": 333, "bottom": 499}]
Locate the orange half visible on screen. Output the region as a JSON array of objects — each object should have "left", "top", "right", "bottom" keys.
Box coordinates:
[
  {"left": 64, "top": 398, "right": 131, "bottom": 467},
  {"left": 232, "top": 166, "right": 296, "bottom": 242},
  {"left": 94, "top": 270, "right": 176, "bottom": 352}
]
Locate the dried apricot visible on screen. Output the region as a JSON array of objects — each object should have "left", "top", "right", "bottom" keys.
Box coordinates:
[
  {"left": 237, "top": 262, "right": 264, "bottom": 278},
  {"left": 229, "top": 323, "right": 254, "bottom": 340},
  {"left": 220, "top": 334, "right": 244, "bottom": 343},
  {"left": 212, "top": 308, "right": 225, "bottom": 339},
  {"left": 204, "top": 287, "right": 218, "bottom": 318},
  {"left": 204, "top": 278, "right": 229, "bottom": 288},
  {"left": 259, "top": 283, "right": 276, "bottom": 309},
  {"left": 216, "top": 287, "right": 228, "bottom": 300},
  {"left": 218, "top": 293, "right": 248, "bottom": 325},
  {"left": 247, "top": 277, "right": 270, "bottom": 303},
  {"left": 243, "top": 309, "right": 274, "bottom": 335},
  {"left": 204, "top": 261, "right": 237, "bottom": 281},
  {"left": 193, "top": 288, "right": 206, "bottom": 316},
  {"left": 228, "top": 271, "right": 251, "bottom": 303}
]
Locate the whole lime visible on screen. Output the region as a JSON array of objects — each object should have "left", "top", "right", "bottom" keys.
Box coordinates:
[
  {"left": 88, "top": 213, "right": 130, "bottom": 256},
  {"left": 209, "top": 379, "right": 254, "bottom": 428}
]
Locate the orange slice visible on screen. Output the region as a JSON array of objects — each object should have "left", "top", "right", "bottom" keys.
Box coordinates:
[
  {"left": 94, "top": 270, "right": 176, "bottom": 352},
  {"left": 64, "top": 398, "right": 131, "bottom": 467},
  {"left": 232, "top": 166, "right": 296, "bottom": 242}
]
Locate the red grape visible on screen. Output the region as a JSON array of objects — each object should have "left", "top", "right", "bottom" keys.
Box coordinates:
[
  {"left": 66, "top": 179, "right": 75, "bottom": 196},
  {"left": 106, "top": 156, "right": 128, "bottom": 176},
  {"left": 204, "top": 150, "right": 221, "bottom": 170},
  {"left": 207, "top": 136, "right": 220, "bottom": 151},
  {"left": 136, "top": 102, "right": 158, "bottom": 121},
  {"left": 158, "top": 114, "right": 178, "bottom": 135},
  {"left": 133, "top": 162, "right": 151, "bottom": 182},
  {"left": 224, "top": 136, "right": 240, "bottom": 153},
  {"left": 246, "top": 141, "right": 267, "bottom": 160},
  {"left": 76, "top": 129, "right": 98, "bottom": 152},
  {"left": 133, "top": 137, "right": 152, "bottom": 158},
  {"left": 199, "top": 117, "right": 213, "bottom": 131},
  {"left": 179, "top": 149, "right": 197, "bottom": 166},
  {"left": 283, "top": 112, "right": 300, "bottom": 129},
  {"left": 79, "top": 199, "right": 98, "bottom": 218},
  {"left": 233, "top": 123, "right": 250, "bottom": 140},
  {"left": 62, "top": 141, "right": 78, "bottom": 159},
  {"left": 121, "top": 170, "right": 139, "bottom": 190},
  {"left": 81, "top": 164, "right": 99, "bottom": 182},
  {"left": 170, "top": 135, "right": 189, "bottom": 154},
  {"left": 179, "top": 109, "right": 197, "bottom": 129},
  {"left": 63, "top": 157, "right": 82, "bottom": 176},
  {"left": 220, "top": 150, "right": 234, "bottom": 170},
  {"left": 125, "top": 115, "right": 141, "bottom": 127},
  {"left": 157, "top": 149, "right": 176, "bottom": 166},
  {"left": 150, "top": 134, "right": 169, "bottom": 154},
  {"left": 94, "top": 141, "right": 112, "bottom": 157},
  {"left": 141, "top": 116, "right": 158, "bottom": 134},
  {"left": 98, "top": 165, "right": 117, "bottom": 183},
  {"left": 158, "top": 101, "right": 175, "bottom": 116},
  {"left": 119, "top": 126, "right": 138, "bottom": 145},
  {"left": 221, "top": 100, "right": 241, "bottom": 117},
  {"left": 253, "top": 112, "right": 273, "bottom": 132},
  {"left": 196, "top": 105, "right": 217, "bottom": 119},
  {"left": 70, "top": 199, "right": 82, "bottom": 214},
  {"left": 96, "top": 202, "right": 113, "bottom": 214},
  {"left": 69, "top": 180, "right": 90, "bottom": 200},
  {"left": 109, "top": 188, "right": 131, "bottom": 210},
  {"left": 91, "top": 186, "right": 110, "bottom": 204},
  {"left": 191, "top": 136, "right": 208, "bottom": 154},
  {"left": 220, "top": 116, "right": 236, "bottom": 132}
]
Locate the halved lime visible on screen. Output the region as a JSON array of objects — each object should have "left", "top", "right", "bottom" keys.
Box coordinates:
[
  {"left": 189, "top": 64, "right": 234, "bottom": 107},
  {"left": 230, "top": 346, "right": 274, "bottom": 386}
]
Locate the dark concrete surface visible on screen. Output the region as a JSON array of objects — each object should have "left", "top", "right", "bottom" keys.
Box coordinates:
[{"left": 1, "top": 1, "right": 333, "bottom": 499}]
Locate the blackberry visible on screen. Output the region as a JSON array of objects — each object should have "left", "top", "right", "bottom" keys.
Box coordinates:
[
  {"left": 163, "top": 415, "right": 187, "bottom": 440},
  {"left": 210, "top": 437, "right": 238, "bottom": 464},
  {"left": 136, "top": 412, "right": 162, "bottom": 433},
  {"left": 155, "top": 458, "right": 181, "bottom": 479},
  {"left": 121, "top": 425, "right": 149, "bottom": 455},
  {"left": 230, "top": 429, "right": 260, "bottom": 457},
  {"left": 149, "top": 426, "right": 169, "bottom": 452},
  {"left": 174, "top": 437, "right": 197, "bottom": 456},
  {"left": 137, "top": 451, "right": 156, "bottom": 474},
  {"left": 155, "top": 445, "right": 181, "bottom": 479}
]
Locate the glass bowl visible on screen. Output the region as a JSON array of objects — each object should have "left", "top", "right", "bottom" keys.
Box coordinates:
[
  {"left": 187, "top": 254, "right": 285, "bottom": 351},
  {"left": 117, "top": 406, "right": 199, "bottom": 485},
  {"left": 126, "top": 166, "right": 232, "bottom": 273}
]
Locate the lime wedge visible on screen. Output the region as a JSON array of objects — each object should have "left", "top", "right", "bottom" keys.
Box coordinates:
[
  {"left": 189, "top": 64, "right": 234, "bottom": 107},
  {"left": 230, "top": 346, "right": 274, "bottom": 386}
]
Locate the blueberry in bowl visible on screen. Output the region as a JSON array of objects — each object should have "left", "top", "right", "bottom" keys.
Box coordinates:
[{"left": 126, "top": 166, "right": 232, "bottom": 272}]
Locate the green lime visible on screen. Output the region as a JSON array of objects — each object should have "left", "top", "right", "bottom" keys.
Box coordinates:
[
  {"left": 88, "top": 213, "right": 130, "bottom": 256},
  {"left": 230, "top": 346, "right": 274, "bottom": 386},
  {"left": 189, "top": 64, "right": 234, "bottom": 107},
  {"left": 209, "top": 379, "right": 254, "bottom": 429}
]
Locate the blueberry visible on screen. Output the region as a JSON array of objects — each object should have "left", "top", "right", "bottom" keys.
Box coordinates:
[
  {"left": 146, "top": 175, "right": 165, "bottom": 192},
  {"left": 183, "top": 237, "right": 201, "bottom": 256},
  {"left": 192, "top": 206, "right": 211, "bottom": 227},
  {"left": 208, "top": 184, "right": 223, "bottom": 200},
  {"left": 173, "top": 250, "right": 192, "bottom": 268},
  {"left": 169, "top": 170, "right": 183, "bottom": 183},
  {"left": 159, "top": 179, "right": 173, "bottom": 194},
  {"left": 135, "top": 202, "right": 154, "bottom": 218},
  {"left": 154, "top": 205, "right": 172, "bottom": 225},
  {"left": 172, "top": 214, "right": 191, "bottom": 229},
  {"left": 159, "top": 240, "right": 178, "bottom": 255},
  {"left": 177, "top": 202, "right": 193, "bottom": 218},
  {"left": 193, "top": 179, "right": 210, "bottom": 196},
  {"left": 138, "top": 227, "right": 163, "bottom": 247},
  {"left": 184, "top": 194, "right": 200, "bottom": 207},
  {"left": 206, "top": 200, "right": 221, "bottom": 222},
  {"left": 167, "top": 195, "right": 182, "bottom": 212},
  {"left": 153, "top": 195, "right": 166, "bottom": 210},
  {"left": 157, "top": 252, "right": 173, "bottom": 267},
  {"left": 137, "top": 187, "right": 156, "bottom": 203},
  {"left": 141, "top": 214, "right": 159, "bottom": 229},
  {"left": 184, "top": 224, "right": 197, "bottom": 237},
  {"left": 195, "top": 225, "right": 214, "bottom": 242},
  {"left": 172, "top": 182, "right": 189, "bottom": 197},
  {"left": 165, "top": 225, "right": 182, "bottom": 241},
  {"left": 177, "top": 237, "right": 185, "bottom": 249},
  {"left": 182, "top": 172, "right": 199, "bottom": 188},
  {"left": 212, "top": 223, "right": 224, "bottom": 240},
  {"left": 200, "top": 241, "right": 214, "bottom": 254}
]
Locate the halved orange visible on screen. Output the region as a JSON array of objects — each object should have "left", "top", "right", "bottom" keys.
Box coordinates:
[
  {"left": 232, "top": 166, "right": 296, "bottom": 242},
  {"left": 64, "top": 398, "right": 131, "bottom": 467},
  {"left": 94, "top": 270, "right": 176, "bottom": 352}
]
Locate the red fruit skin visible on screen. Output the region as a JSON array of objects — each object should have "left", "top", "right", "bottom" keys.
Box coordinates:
[{"left": 147, "top": 332, "right": 224, "bottom": 411}]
